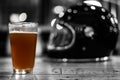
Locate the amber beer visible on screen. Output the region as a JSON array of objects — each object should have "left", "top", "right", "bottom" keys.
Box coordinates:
[
  {"left": 10, "top": 32, "right": 37, "bottom": 72},
  {"left": 9, "top": 22, "right": 38, "bottom": 75}
]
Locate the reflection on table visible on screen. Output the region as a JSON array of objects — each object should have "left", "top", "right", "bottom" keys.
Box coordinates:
[{"left": 1, "top": 56, "right": 120, "bottom": 80}]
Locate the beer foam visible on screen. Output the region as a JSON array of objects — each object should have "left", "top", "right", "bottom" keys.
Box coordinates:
[{"left": 10, "top": 31, "right": 37, "bottom": 34}]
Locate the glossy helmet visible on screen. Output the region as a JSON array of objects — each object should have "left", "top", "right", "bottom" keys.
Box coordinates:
[{"left": 47, "top": 1, "right": 119, "bottom": 59}]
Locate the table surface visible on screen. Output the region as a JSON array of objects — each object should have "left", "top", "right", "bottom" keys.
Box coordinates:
[{"left": 1, "top": 56, "right": 120, "bottom": 80}]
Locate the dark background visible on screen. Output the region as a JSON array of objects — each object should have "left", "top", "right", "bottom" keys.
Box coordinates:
[{"left": 0, "top": 0, "right": 120, "bottom": 57}]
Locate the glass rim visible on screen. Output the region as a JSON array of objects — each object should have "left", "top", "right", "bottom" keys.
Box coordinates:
[
  {"left": 9, "top": 22, "right": 38, "bottom": 27},
  {"left": 8, "top": 22, "right": 38, "bottom": 33}
]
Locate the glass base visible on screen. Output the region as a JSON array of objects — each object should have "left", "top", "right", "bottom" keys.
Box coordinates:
[
  {"left": 43, "top": 56, "right": 111, "bottom": 63},
  {"left": 9, "top": 74, "right": 37, "bottom": 80},
  {"left": 13, "top": 68, "right": 33, "bottom": 75}
]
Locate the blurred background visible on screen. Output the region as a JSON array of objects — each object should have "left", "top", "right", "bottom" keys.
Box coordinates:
[{"left": 0, "top": 0, "right": 120, "bottom": 57}]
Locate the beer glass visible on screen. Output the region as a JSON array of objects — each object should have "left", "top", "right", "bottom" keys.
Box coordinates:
[{"left": 9, "top": 22, "right": 38, "bottom": 75}]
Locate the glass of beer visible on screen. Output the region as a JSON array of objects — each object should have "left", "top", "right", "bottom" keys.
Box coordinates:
[{"left": 9, "top": 22, "right": 38, "bottom": 75}]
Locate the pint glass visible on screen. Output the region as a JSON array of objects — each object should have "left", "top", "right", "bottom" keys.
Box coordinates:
[{"left": 9, "top": 22, "right": 38, "bottom": 74}]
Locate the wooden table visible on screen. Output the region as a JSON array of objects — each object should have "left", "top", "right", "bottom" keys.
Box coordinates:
[{"left": 1, "top": 56, "right": 120, "bottom": 80}]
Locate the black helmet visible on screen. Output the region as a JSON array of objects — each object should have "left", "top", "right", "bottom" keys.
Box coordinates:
[{"left": 47, "top": 1, "right": 119, "bottom": 60}]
